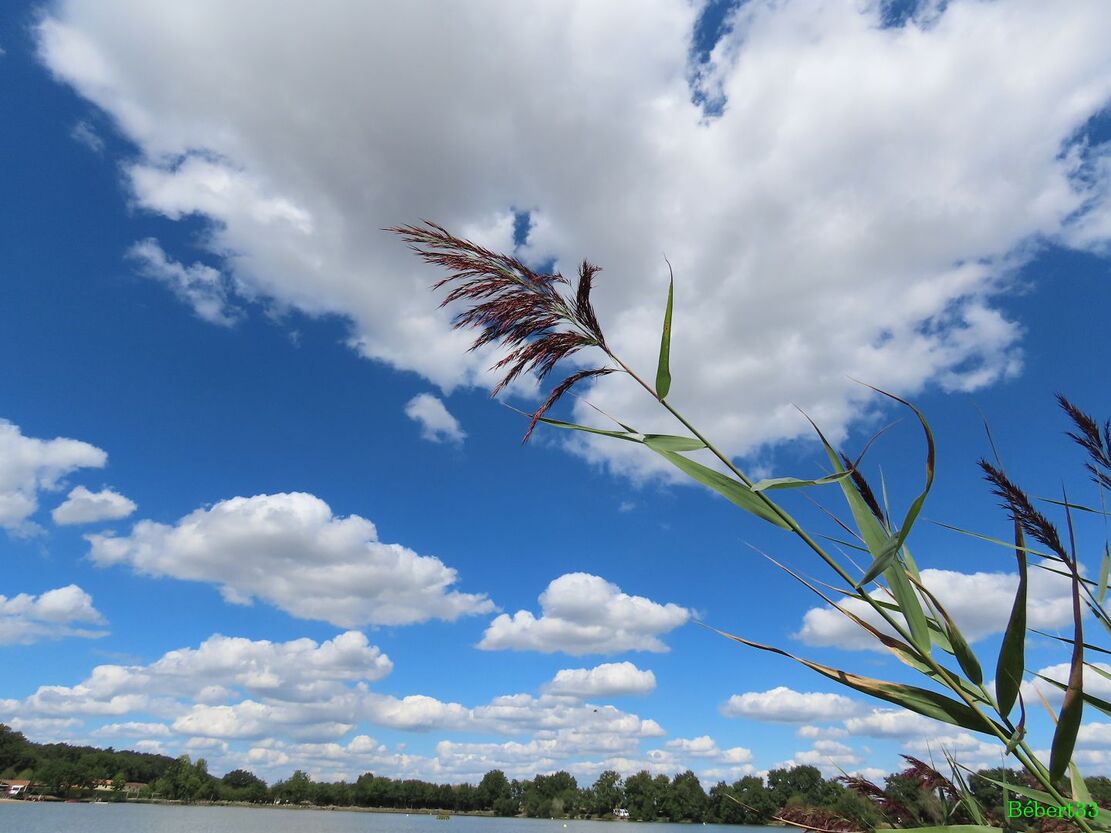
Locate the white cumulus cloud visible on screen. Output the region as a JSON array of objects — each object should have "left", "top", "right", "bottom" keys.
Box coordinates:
[
  {"left": 52, "top": 485, "right": 136, "bottom": 525},
  {"left": 545, "top": 661, "right": 657, "bottom": 698},
  {"left": 0, "top": 585, "right": 107, "bottom": 645},
  {"left": 405, "top": 393, "right": 466, "bottom": 445},
  {"left": 721, "top": 686, "right": 860, "bottom": 722},
  {"left": 32, "top": 0, "right": 1111, "bottom": 481},
  {"left": 795, "top": 565, "right": 1074, "bottom": 651},
  {"left": 126, "top": 237, "right": 240, "bottom": 326},
  {"left": 0, "top": 418, "right": 107, "bottom": 531},
  {"left": 843, "top": 708, "right": 936, "bottom": 739},
  {"left": 479, "top": 573, "right": 690, "bottom": 655},
  {"left": 86, "top": 491, "right": 494, "bottom": 627}
]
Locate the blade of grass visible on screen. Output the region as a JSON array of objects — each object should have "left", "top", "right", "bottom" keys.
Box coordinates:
[
  {"left": 654, "top": 262, "right": 673, "bottom": 400},
  {"left": 706, "top": 625, "right": 1003, "bottom": 735},
  {"left": 642, "top": 434, "right": 705, "bottom": 452},
  {"left": 996, "top": 520, "right": 1028, "bottom": 718},
  {"left": 907, "top": 574, "right": 982, "bottom": 686},
  {"left": 804, "top": 412, "right": 931, "bottom": 653},
  {"left": 1049, "top": 490, "right": 1084, "bottom": 782},
  {"left": 651, "top": 448, "right": 791, "bottom": 529},
  {"left": 750, "top": 471, "right": 854, "bottom": 492}
]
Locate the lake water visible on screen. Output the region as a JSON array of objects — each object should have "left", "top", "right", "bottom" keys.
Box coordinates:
[{"left": 0, "top": 805, "right": 770, "bottom": 833}]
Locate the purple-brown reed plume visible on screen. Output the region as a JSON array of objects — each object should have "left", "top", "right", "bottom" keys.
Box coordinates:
[{"left": 386, "top": 220, "right": 614, "bottom": 440}]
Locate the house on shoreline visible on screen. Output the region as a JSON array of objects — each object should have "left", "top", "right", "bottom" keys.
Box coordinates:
[{"left": 1, "top": 779, "right": 37, "bottom": 798}]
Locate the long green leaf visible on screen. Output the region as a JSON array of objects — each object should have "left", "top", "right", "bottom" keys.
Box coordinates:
[
  {"left": 1037, "top": 673, "right": 1111, "bottom": 719},
  {"left": 1030, "top": 630, "right": 1111, "bottom": 656},
  {"left": 1038, "top": 495, "right": 1111, "bottom": 516},
  {"left": 968, "top": 772, "right": 1057, "bottom": 807},
  {"left": 1070, "top": 762, "right": 1092, "bottom": 804},
  {"left": 709, "top": 626, "right": 1003, "bottom": 735},
  {"left": 908, "top": 574, "right": 982, "bottom": 686},
  {"left": 655, "top": 268, "right": 673, "bottom": 400},
  {"left": 806, "top": 414, "right": 931, "bottom": 653},
  {"left": 651, "top": 449, "right": 790, "bottom": 529},
  {"left": 536, "top": 416, "right": 643, "bottom": 442},
  {"left": 1050, "top": 492, "right": 1084, "bottom": 782},
  {"left": 642, "top": 434, "right": 705, "bottom": 452},
  {"left": 868, "top": 385, "right": 935, "bottom": 558},
  {"left": 857, "top": 535, "right": 902, "bottom": 588},
  {"left": 750, "top": 471, "right": 854, "bottom": 492},
  {"left": 996, "top": 520, "right": 1027, "bottom": 718},
  {"left": 1100, "top": 544, "right": 1110, "bottom": 605},
  {"left": 931, "top": 521, "right": 1054, "bottom": 559}
]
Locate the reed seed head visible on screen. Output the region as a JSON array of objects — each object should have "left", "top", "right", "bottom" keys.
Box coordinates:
[
  {"left": 979, "top": 459, "right": 1067, "bottom": 560},
  {"left": 386, "top": 221, "right": 613, "bottom": 441}
]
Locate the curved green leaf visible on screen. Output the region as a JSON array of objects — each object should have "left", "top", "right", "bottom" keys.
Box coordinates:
[
  {"left": 996, "top": 520, "right": 1027, "bottom": 718},
  {"left": 655, "top": 269, "right": 673, "bottom": 400},
  {"left": 750, "top": 471, "right": 854, "bottom": 492},
  {"left": 969, "top": 772, "right": 1056, "bottom": 807},
  {"left": 1050, "top": 586, "right": 1085, "bottom": 780},
  {"left": 642, "top": 434, "right": 705, "bottom": 452},
  {"left": 709, "top": 626, "right": 1003, "bottom": 735},
  {"left": 651, "top": 449, "right": 790, "bottom": 529},
  {"left": 909, "top": 575, "right": 982, "bottom": 686},
  {"left": 1100, "top": 544, "right": 1110, "bottom": 605},
  {"left": 536, "top": 416, "right": 643, "bottom": 442},
  {"left": 805, "top": 413, "right": 931, "bottom": 653},
  {"left": 1037, "top": 673, "right": 1111, "bottom": 719}
]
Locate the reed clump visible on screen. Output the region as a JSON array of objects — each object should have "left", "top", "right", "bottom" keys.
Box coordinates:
[{"left": 389, "top": 221, "right": 1111, "bottom": 832}]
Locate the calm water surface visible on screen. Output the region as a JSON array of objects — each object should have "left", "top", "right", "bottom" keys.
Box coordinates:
[{"left": 0, "top": 805, "right": 770, "bottom": 833}]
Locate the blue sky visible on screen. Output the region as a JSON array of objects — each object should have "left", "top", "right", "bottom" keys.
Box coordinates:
[{"left": 2, "top": 0, "right": 1111, "bottom": 787}]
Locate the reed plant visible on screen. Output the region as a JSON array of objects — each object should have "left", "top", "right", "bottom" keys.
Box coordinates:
[{"left": 388, "top": 221, "right": 1111, "bottom": 832}]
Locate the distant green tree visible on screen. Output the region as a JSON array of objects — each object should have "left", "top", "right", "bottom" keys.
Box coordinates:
[
  {"left": 708, "top": 775, "right": 776, "bottom": 824},
  {"left": 586, "top": 769, "right": 623, "bottom": 816},
  {"left": 623, "top": 770, "right": 661, "bottom": 821},
  {"left": 477, "top": 769, "right": 511, "bottom": 810},
  {"left": 273, "top": 769, "right": 314, "bottom": 805},
  {"left": 1086, "top": 776, "right": 1111, "bottom": 809},
  {"left": 663, "top": 770, "right": 707, "bottom": 821},
  {"left": 767, "top": 765, "right": 825, "bottom": 809}
]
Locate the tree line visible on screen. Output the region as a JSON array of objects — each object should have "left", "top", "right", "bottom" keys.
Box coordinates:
[{"left": 5, "top": 724, "right": 1111, "bottom": 828}]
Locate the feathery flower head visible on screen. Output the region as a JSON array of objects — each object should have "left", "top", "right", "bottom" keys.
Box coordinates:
[{"left": 386, "top": 221, "right": 613, "bottom": 440}]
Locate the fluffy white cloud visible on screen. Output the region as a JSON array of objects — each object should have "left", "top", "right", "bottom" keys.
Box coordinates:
[
  {"left": 797, "top": 725, "right": 848, "bottom": 739},
  {"left": 795, "top": 565, "right": 1074, "bottom": 651},
  {"left": 34, "top": 1, "right": 1111, "bottom": 481},
  {"left": 1024, "top": 662, "right": 1111, "bottom": 708},
  {"left": 93, "top": 721, "right": 173, "bottom": 738},
  {"left": 787, "top": 739, "right": 864, "bottom": 772},
  {"left": 86, "top": 491, "right": 494, "bottom": 627},
  {"left": 479, "top": 573, "right": 690, "bottom": 655},
  {"left": 126, "top": 237, "right": 240, "bottom": 326},
  {"left": 3, "top": 628, "right": 680, "bottom": 782},
  {"left": 665, "top": 735, "right": 753, "bottom": 763},
  {"left": 52, "top": 485, "right": 136, "bottom": 525},
  {"left": 1079, "top": 724, "right": 1111, "bottom": 749},
  {"left": 0, "top": 418, "right": 106, "bottom": 530},
  {"left": 721, "top": 686, "right": 860, "bottom": 723},
  {"left": 0, "top": 585, "right": 107, "bottom": 645},
  {"left": 3, "top": 630, "right": 389, "bottom": 728},
  {"left": 404, "top": 393, "right": 466, "bottom": 445},
  {"left": 843, "top": 709, "right": 936, "bottom": 739},
  {"left": 6, "top": 717, "right": 83, "bottom": 741},
  {"left": 545, "top": 662, "right": 657, "bottom": 698}
]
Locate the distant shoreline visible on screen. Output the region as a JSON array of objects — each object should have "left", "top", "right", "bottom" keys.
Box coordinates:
[{"left": 0, "top": 799, "right": 762, "bottom": 823}]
